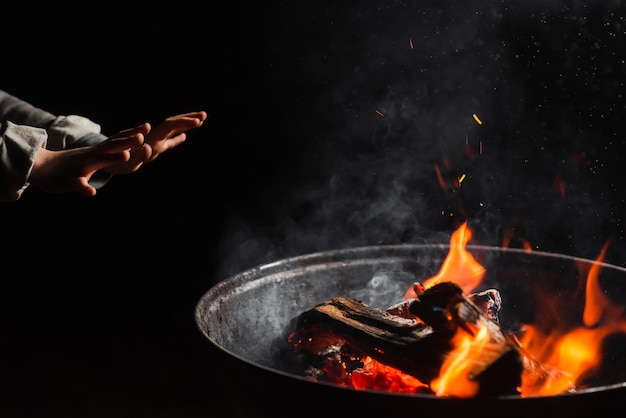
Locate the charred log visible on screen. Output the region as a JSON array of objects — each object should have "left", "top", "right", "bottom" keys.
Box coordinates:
[
  {"left": 288, "top": 296, "right": 451, "bottom": 384},
  {"left": 276, "top": 282, "right": 523, "bottom": 397}
]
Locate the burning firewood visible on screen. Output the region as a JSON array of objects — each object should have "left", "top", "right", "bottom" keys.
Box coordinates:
[
  {"left": 288, "top": 295, "right": 451, "bottom": 384},
  {"left": 277, "top": 282, "right": 524, "bottom": 397}
]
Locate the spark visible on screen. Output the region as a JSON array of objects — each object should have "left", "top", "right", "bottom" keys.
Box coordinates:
[
  {"left": 376, "top": 110, "right": 385, "bottom": 117},
  {"left": 409, "top": 37, "right": 414, "bottom": 49},
  {"left": 458, "top": 173, "right": 466, "bottom": 184},
  {"left": 472, "top": 113, "right": 483, "bottom": 125},
  {"left": 479, "top": 140, "right": 483, "bottom": 155}
]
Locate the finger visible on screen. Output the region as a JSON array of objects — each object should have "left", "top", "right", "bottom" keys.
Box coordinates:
[
  {"left": 148, "top": 120, "right": 202, "bottom": 144},
  {"left": 77, "top": 178, "right": 97, "bottom": 197},
  {"left": 126, "top": 143, "right": 153, "bottom": 168},
  {"left": 169, "top": 111, "right": 208, "bottom": 121},
  {"left": 98, "top": 134, "right": 145, "bottom": 153},
  {"left": 146, "top": 134, "right": 186, "bottom": 159},
  {"left": 162, "top": 117, "right": 204, "bottom": 132},
  {"left": 85, "top": 149, "right": 132, "bottom": 173},
  {"left": 107, "top": 123, "right": 151, "bottom": 140},
  {"left": 161, "top": 112, "right": 208, "bottom": 132},
  {"left": 163, "top": 132, "right": 187, "bottom": 149},
  {"left": 138, "top": 143, "right": 153, "bottom": 161}
]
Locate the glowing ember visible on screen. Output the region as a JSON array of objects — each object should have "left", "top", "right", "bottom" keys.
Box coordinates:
[{"left": 350, "top": 356, "right": 429, "bottom": 393}]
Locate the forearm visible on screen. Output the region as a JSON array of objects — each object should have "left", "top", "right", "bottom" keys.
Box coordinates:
[
  {"left": 0, "top": 89, "right": 105, "bottom": 150},
  {"left": 0, "top": 89, "right": 56, "bottom": 128}
]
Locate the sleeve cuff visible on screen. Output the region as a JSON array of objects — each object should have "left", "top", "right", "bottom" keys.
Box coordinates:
[{"left": 46, "top": 115, "right": 104, "bottom": 150}]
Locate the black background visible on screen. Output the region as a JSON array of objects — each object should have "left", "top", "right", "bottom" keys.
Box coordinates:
[{"left": 3, "top": 1, "right": 626, "bottom": 417}]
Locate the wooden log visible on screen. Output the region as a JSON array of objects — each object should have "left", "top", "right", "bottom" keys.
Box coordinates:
[
  {"left": 291, "top": 296, "right": 452, "bottom": 383},
  {"left": 281, "top": 282, "right": 523, "bottom": 396}
]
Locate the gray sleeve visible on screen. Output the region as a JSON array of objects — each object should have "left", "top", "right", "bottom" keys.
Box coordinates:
[
  {"left": 0, "top": 89, "right": 105, "bottom": 150},
  {"left": 0, "top": 121, "right": 47, "bottom": 202}
]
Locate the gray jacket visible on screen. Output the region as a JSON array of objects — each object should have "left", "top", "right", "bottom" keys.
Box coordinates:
[{"left": 0, "top": 89, "right": 108, "bottom": 201}]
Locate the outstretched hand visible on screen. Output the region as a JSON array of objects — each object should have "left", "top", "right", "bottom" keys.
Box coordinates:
[
  {"left": 28, "top": 130, "right": 146, "bottom": 197},
  {"left": 27, "top": 110, "right": 207, "bottom": 197},
  {"left": 105, "top": 111, "right": 208, "bottom": 175}
]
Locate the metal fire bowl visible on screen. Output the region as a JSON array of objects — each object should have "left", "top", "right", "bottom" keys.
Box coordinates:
[{"left": 195, "top": 244, "right": 626, "bottom": 418}]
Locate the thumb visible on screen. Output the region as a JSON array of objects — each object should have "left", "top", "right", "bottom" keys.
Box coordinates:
[{"left": 77, "top": 178, "right": 97, "bottom": 197}]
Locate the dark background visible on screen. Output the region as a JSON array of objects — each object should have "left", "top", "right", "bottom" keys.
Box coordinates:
[{"left": 3, "top": 1, "right": 626, "bottom": 416}]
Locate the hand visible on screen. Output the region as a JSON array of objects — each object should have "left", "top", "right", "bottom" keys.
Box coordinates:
[
  {"left": 28, "top": 131, "right": 145, "bottom": 197},
  {"left": 105, "top": 111, "right": 208, "bottom": 175}
]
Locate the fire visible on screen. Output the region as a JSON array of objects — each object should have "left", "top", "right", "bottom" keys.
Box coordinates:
[
  {"left": 583, "top": 238, "right": 618, "bottom": 327},
  {"left": 517, "top": 325, "right": 613, "bottom": 396},
  {"left": 404, "top": 221, "right": 485, "bottom": 299},
  {"left": 430, "top": 319, "right": 491, "bottom": 397},
  {"left": 292, "top": 222, "right": 626, "bottom": 398},
  {"left": 407, "top": 222, "right": 626, "bottom": 398},
  {"left": 405, "top": 221, "right": 490, "bottom": 397},
  {"left": 518, "top": 237, "right": 626, "bottom": 397}
]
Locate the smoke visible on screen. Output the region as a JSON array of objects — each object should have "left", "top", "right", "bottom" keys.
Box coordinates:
[{"left": 213, "top": 0, "right": 626, "bottom": 281}]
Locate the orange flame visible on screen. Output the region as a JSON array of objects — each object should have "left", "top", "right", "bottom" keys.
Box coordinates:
[
  {"left": 405, "top": 224, "right": 626, "bottom": 398},
  {"left": 517, "top": 324, "right": 613, "bottom": 396},
  {"left": 400, "top": 222, "right": 497, "bottom": 396},
  {"left": 327, "top": 222, "right": 626, "bottom": 398},
  {"left": 430, "top": 319, "right": 492, "bottom": 397},
  {"left": 518, "top": 237, "right": 626, "bottom": 396},
  {"left": 422, "top": 221, "right": 486, "bottom": 294},
  {"left": 583, "top": 238, "right": 616, "bottom": 327}
]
